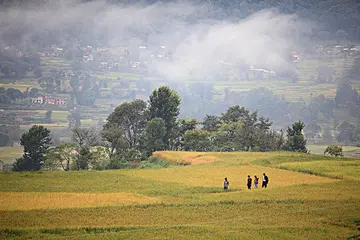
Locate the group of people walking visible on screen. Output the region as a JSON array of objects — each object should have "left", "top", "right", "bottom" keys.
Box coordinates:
[{"left": 223, "top": 173, "right": 269, "bottom": 190}]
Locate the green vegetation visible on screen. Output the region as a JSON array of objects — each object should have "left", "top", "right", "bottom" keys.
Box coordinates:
[
  {"left": 324, "top": 145, "right": 344, "bottom": 157},
  {"left": 0, "top": 151, "right": 359, "bottom": 239},
  {"left": 13, "top": 125, "right": 51, "bottom": 171}
]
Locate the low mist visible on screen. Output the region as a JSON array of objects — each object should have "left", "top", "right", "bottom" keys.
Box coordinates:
[{"left": 0, "top": 0, "right": 314, "bottom": 81}]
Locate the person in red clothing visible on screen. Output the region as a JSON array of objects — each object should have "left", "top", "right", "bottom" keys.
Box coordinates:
[{"left": 253, "top": 175, "right": 259, "bottom": 189}]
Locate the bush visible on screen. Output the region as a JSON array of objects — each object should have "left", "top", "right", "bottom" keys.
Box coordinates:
[
  {"left": 324, "top": 145, "right": 343, "bottom": 157},
  {"left": 139, "top": 156, "right": 171, "bottom": 169}
]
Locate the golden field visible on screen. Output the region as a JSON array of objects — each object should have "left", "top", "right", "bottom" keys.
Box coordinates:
[
  {"left": 0, "top": 192, "right": 159, "bottom": 211},
  {"left": 0, "top": 151, "right": 359, "bottom": 239}
]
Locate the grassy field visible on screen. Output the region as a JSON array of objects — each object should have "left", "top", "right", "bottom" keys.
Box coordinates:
[{"left": 0, "top": 151, "right": 359, "bottom": 239}]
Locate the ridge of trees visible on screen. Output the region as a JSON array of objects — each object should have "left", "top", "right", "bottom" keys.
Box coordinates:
[{"left": 13, "top": 86, "right": 309, "bottom": 171}]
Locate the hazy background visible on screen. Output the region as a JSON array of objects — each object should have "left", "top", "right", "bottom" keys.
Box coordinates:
[{"left": 0, "top": 0, "right": 314, "bottom": 80}]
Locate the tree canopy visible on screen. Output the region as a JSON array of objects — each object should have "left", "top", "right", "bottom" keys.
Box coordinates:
[
  {"left": 148, "top": 86, "right": 181, "bottom": 146},
  {"left": 13, "top": 125, "right": 51, "bottom": 171}
]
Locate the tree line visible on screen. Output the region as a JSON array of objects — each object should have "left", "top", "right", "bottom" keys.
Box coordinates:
[
  {"left": 179, "top": 78, "right": 360, "bottom": 145},
  {"left": 13, "top": 86, "right": 308, "bottom": 171}
]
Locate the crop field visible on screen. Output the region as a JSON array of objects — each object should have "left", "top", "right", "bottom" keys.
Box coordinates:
[
  {"left": 308, "top": 144, "right": 360, "bottom": 158},
  {"left": 0, "top": 151, "right": 359, "bottom": 239},
  {"left": 52, "top": 110, "right": 69, "bottom": 122},
  {"left": 20, "top": 123, "right": 68, "bottom": 131},
  {"left": 0, "top": 82, "right": 40, "bottom": 92},
  {"left": 0, "top": 147, "right": 23, "bottom": 164},
  {"left": 96, "top": 72, "right": 141, "bottom": 80}
]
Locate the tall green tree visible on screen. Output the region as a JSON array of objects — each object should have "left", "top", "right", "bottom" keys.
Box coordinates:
[
  {"left": 44, "top": 110, "right": 52, "bottom": 124},
  {"left": 106, "top": 99, "right": 148, "bottom": 149},
  {"left": 220, "top": 106, "right": 272, "bottom": 151},
  {"left": 337, "top": 121, "right": 358, "bottom": 143},
  {"left": 202, "top": 115, "right": 221, "bottom": 132},
  {"left": 148, "top": 86, "right": 181, "bottom": 147},
  {"left": 214, "top": 121, "right": 244, "bottom": 151},
  {"left": 142, "top": 118, "right": 167, "bottom": 156},
  {"left": 68, "top": 108, "right": 81, "bottom": 128},
  {"left": 285, "top": 121, "right": 308, "bottom": 153},
  {"left": 335, "top": 80, "right": 359, "bottom": 106},
  {"left": 101, "top": 123, "right": 127, "bottom": 159},
  {"left": 72, "top": 127, "right": 98, "bottom": 170},
  {"left": 13, "top": 125, "right": 51, "bottom": 171},
  {"left": 0, "top": 132, "right": 10, "bottom": 146},
  {"left": 178, "top": 118, "right": 198, "bottom": 136},
  {"left": 183, "top": 129, "right": 213, "bottom": 152},
  {"left": 46, "top": 143, "right": 76, "bottom": 171},
  {"left": 220, "top": 106, "right": 250, "bottom": 123}
]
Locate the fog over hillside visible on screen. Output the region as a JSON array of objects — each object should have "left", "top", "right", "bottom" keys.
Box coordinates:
[{"left": 0, "top": 0, "right": 313, "bottom": 80}]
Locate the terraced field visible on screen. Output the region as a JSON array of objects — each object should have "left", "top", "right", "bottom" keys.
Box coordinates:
[
  {"left": 0, "top": 147, "right": 23, "bottom": 164},
  {"left": 0, "top": 151, "right": 359, "bottom": 239}
]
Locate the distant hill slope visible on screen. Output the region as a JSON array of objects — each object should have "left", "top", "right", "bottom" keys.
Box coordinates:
[{"left": 0, "top": 0, "right": 359, "bottom": 46}]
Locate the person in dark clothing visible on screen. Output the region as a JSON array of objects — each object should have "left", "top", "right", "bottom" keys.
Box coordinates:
[
  {"left": 262, "top": 173, "right": 269, "bottom": 188},
  {"left": 247, "top": 175, "right": 252, "bottom": 189},
  {"left": 224, "top": 177, "right": 230, "bottom": 190}
]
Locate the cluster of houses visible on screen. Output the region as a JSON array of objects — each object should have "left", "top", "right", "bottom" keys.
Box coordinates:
[
  {"left": 31, "top": 96, "right": 67, "bottom": 105},
  {"left": 37, "top": 45, "right": 64, "bottom": 57},
  {"left": 83, "top": 45, "right": 171, "bottom": 71}
]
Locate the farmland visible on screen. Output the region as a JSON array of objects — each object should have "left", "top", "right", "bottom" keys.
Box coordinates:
[
  {"left": 0, "top": 147, "right": 23, "bottom": 164},
  {"left": 0, "top": 151, "right": 359, "bottom": 239},
  {"left": 308, "top": 145, "right": 360, "bottom": 159}
]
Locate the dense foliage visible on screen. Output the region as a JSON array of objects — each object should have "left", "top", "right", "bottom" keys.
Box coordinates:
[
  {"left": 13, "top": 125, "right": 51, "bottom": 171},
  {"left": 324, "top": 145, "right": 344, "bottom": 157},
  {"left": 95, "top": 86, "right": 305, "bottom": 169}
]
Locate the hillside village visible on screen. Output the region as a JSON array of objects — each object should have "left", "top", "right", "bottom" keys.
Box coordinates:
[{"left": 1, "top": 40, "right": 360, "bottom": 150}]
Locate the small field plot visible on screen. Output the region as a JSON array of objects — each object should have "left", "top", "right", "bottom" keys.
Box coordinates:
[
  {"left": 0, "top": 82, "right": 40, "bottom": 91},
  {"left": 80, "top": 119, "right": 97, "bottom": 127},
  {"left": 308, "top": 144, "right": 360, "bottom": 158},
  {"left": 41, "top": 57, "right": 71, "bottom": 68},
  {"left": 212, "top": 80, "right": 337, "bottom": 101},
  {"left": 96, "top": 72, "right": 140, "bottom": 80},
  {"left": 52, "top": 111, "right": 69, "bottom": 122},
  {"left": 0, "top": 192, "right": 158, "bottom": 211},
  {"left": 0, "top": 147, "right": 23, "bottom": 164},
  {"left": 280, "top": 160, "right": 360, "bottom": 180}
]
